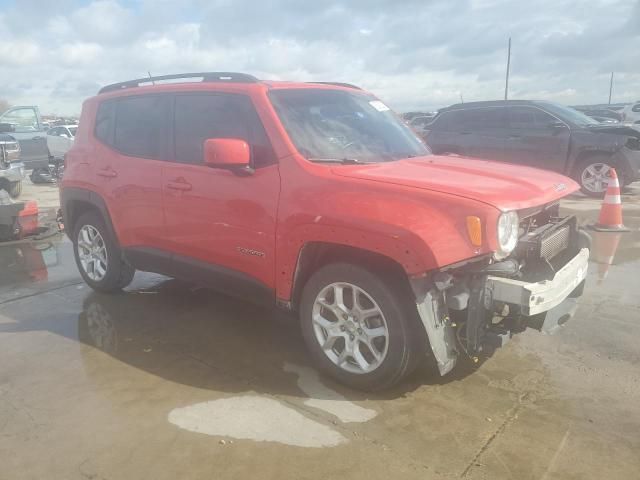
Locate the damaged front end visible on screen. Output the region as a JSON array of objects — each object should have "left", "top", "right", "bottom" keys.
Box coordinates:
[{"left": 412, "top": 205, "right": 590, "bottom": 376}]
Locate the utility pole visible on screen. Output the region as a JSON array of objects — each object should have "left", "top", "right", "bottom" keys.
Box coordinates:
[
  {"left": 460, "top": 92, "right": 464, "bottom": 104},
  {"left": 504, "top": 37, "right": 511, "bottom": 101},
  {"left": 608, "top": 72, "right": 614, "bottom": 105}
]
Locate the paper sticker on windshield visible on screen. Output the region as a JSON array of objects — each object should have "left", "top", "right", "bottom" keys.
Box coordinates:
[{"left": 369, "top": 100, "right": 390, "bottom": 112}]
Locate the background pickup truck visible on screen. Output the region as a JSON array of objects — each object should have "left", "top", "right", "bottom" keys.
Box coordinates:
[
  {"left": 0, "top": 106, "right": 50, "bottom": 172},
  {"left": 0, "top": 129, "right": 25, "bottom": 198}
]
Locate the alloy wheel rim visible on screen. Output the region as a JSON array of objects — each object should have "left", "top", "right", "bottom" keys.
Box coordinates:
[
  {"left": 581, "top": 163, "right": 612, "bottom": 193},
  {"left": 77, "top": 225, "right": 108, "bottom": 281},
  {"left": 311, "top": 282, "right": 389, "bottom": 374}
]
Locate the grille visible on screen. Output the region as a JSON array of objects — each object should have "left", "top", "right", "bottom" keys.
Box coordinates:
[{"left": 540, "top": 225, "right": 570, "bottom": 260}]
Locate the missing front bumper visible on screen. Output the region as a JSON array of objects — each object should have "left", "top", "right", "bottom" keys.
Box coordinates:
[
  {"left": 485, "top": 248, "right": 589, "bottom": 316},
  {"left": 415, "top": 248, "right": 589, "bottom": 375}
]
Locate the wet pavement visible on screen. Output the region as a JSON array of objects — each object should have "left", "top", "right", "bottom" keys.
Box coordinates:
[{"left": 1, "top": 191, "right": 639, "bottom": 479}]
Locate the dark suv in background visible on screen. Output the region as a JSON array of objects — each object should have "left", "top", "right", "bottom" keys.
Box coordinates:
[{"left": 424, "top": 100, "right": 640, "bottom": 196}]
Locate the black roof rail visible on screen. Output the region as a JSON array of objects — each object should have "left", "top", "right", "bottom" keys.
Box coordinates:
[
  {"left": 307, "top": 81, "right": 362, "bottom": 90},
  {"left": 98, "top": 72, "right": 259, "bottom": 94}
]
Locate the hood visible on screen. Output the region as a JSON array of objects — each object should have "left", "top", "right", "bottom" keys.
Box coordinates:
[
  {"left": 584, "top": 124, "right": 640, "bottom": 138},
  {"left": 332, "top": 155, "right": 579, "bottom": 211}
]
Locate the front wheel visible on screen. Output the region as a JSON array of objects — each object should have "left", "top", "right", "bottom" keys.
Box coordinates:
[
  {"left": 300, "top": 263, "right": 425, "bottom": 391},
  {"left": 575, "top": 158, "right": 618, "bottom": 197},
  {"left": 72, "top": 211, "right": 135, "bottom": 293}
]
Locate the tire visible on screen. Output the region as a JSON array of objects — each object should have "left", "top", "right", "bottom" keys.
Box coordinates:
[
  {"left": 73, "top": 211, "right": 135, "bottom": 293},
  {"left": 300, "top": 263, "right": 425, "bottom": 391},
  {"left": 7, "top": 180, "right": 22, "bottom": 198},
  {"left": 574, "top": 156, "right": 617, "bottom": 197}
]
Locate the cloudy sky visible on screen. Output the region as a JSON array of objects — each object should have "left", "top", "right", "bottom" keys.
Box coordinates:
[{"left": 0, "top": 0, "right": 638, "bottom": 115}]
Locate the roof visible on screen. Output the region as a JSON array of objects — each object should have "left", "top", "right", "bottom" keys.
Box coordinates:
[
  {"left": 98, "top": 72, "right": 361, "bottom": 95},
  {"left": 442, "top": 99, "right": 548, "bottom": 111}
]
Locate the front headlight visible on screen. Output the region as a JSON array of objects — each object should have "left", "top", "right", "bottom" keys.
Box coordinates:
[{"left": 496, "top": 211, "right": 519, "bottom": 257}]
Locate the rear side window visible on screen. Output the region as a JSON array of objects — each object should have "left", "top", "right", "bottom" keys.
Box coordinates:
[
  {"left": 454, "top": 107, "right": 506, "bottom": 131},
  {"left": 113, "top": 96, "right": 170, "bottom": 159},
  {"left": 174, "top": 93, "right": 275, "bottom": 167},
  {"left": 95, "top": 101, "right": 115, "bottom": 146}
]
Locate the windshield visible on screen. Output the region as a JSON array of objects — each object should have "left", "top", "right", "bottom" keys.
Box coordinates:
[
  {"left": 540, "top": 102, "right": 600, "bottom": 126},
  {"left": 269, "top": 89, "right": 429, "bottom": 163}
]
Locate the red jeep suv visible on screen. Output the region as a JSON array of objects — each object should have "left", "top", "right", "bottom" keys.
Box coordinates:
[{"left": 61, "top": 72, "right": 589, "bottom": 390}]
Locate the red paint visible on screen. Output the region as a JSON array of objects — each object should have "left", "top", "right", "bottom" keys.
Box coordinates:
[
  {"left": 62, "top": 79, "right": 579, "bottom": 303},
  {"left": 204, "top": 138, "right": 251, "bottom": 167}
]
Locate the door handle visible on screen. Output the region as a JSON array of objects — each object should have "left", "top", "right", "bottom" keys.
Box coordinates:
[
  {"left": 509, "top": 135, "right": 522, "bottom": 139},
  {"left": 97, "top": 168, "right": 117, "bottom": 178},
  {"left": 460, "top": 131, "right": 472, "bottom": 135},
  {"left": 32, "top": 136, "right": 44, "bottom": 140},
  {"left": 166, "top": 179, "right": 192, "bottom": 191}
]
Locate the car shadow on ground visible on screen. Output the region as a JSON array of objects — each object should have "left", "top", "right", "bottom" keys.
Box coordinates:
[{"left": 0, "top": 276, "right": 481, "bottom": 402}]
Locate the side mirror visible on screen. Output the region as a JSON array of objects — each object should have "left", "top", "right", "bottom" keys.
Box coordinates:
[
  {"left": 0, "top": 123, "right": 15, "bottom": 133},
  {"left": 204, "top": 138, "right": 251, "bottom": 169},
  {"left": 60, "top": 134, "right": 69, "bottom": 138},
  {"left": 550, "top": 120, "right": 567, "bottom": 130}
]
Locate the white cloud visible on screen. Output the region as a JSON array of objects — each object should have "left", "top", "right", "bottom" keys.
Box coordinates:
[
  {"left": 0, "top": 40, "right": 41, "bottom": 66},
  {"left": 70, "top": 0, "right": 135, "bottom": 43},
  {"left": 0, "top": 0, "right": 638, "bottom": 115},
  {"left": 58, "top": 42, "right": 104, "bottom": 66}
]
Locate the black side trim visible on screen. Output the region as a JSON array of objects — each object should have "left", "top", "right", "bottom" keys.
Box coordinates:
[
  {"left": 60, "top": 187, "right": 117, "bottom": 240},
  {"left": 123, "top": 247, "right": 173, "bottom": 276},
  {"left": 123, "top": 246, "right": 275, "bottom": 308}
]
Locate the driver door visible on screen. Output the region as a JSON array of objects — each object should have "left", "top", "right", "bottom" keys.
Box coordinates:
[
  {"left": 0, "top": 106, "right": 48, "bottom": 167},
  {"left": 505, "top": 106, "right": 570, "bottom": 172},
  {"left": 161, "top": 92, "right": 280, "bottom": 296}
]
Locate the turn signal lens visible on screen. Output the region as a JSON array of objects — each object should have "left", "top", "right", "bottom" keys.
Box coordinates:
[{"left": 466, "top": 216, "right": 482, "bottom": 246}]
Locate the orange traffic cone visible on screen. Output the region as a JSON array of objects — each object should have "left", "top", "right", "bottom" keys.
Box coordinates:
[
  {"left": 591, "top": 231, "right": 622, "bottom": 284},
  {"left": 591, "top": 169, "right": 630, "bottom": 232}
]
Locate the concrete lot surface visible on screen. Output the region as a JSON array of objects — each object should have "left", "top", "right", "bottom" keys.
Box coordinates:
[
  {"left": 0, "top": 184, "right": 639, "bottom": 479},
  {"left": 17, "top": 175, "right": 60, "bottom": 210}
]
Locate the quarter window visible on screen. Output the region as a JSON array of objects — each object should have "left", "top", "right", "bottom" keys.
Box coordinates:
[
  {"left": 95, "top": 101, "right": 115, "bottom": 146},
  {"left": 455, "top": 108, "right": 506, "bottom": 131},
  {"left": 174, "top": 94, "right": 275, "bottom": 167}
]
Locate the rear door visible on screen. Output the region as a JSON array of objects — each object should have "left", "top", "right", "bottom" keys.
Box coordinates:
[
  {"left": 505, "top": 106, "right": 570, "bottom": 172},
  {"left": 92, "top": 95, "right": 168, "bottom": 250},
  {"left": 452, "top": 107, "right": 509, "bottom": 160},
  {"left": 161, "top": 92, "right": 280, "bottom": 296},
  {"left": 0, "top": 107, "right": 48, "bottom": 168}
]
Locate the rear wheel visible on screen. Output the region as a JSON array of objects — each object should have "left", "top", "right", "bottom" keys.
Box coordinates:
[
  {"left": 575, "top": 157, "right": 617, "bottom": 197},
  {"left": 73, "top": 211, "right": 135, "bottom": 292},
  {"left": 300, "top": 263, "right": 425, "bottom": 391}
]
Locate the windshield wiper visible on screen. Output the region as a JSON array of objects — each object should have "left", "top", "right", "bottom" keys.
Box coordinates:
[{"left": 308, "top": 157, "right": 367, "bottom": 165}]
